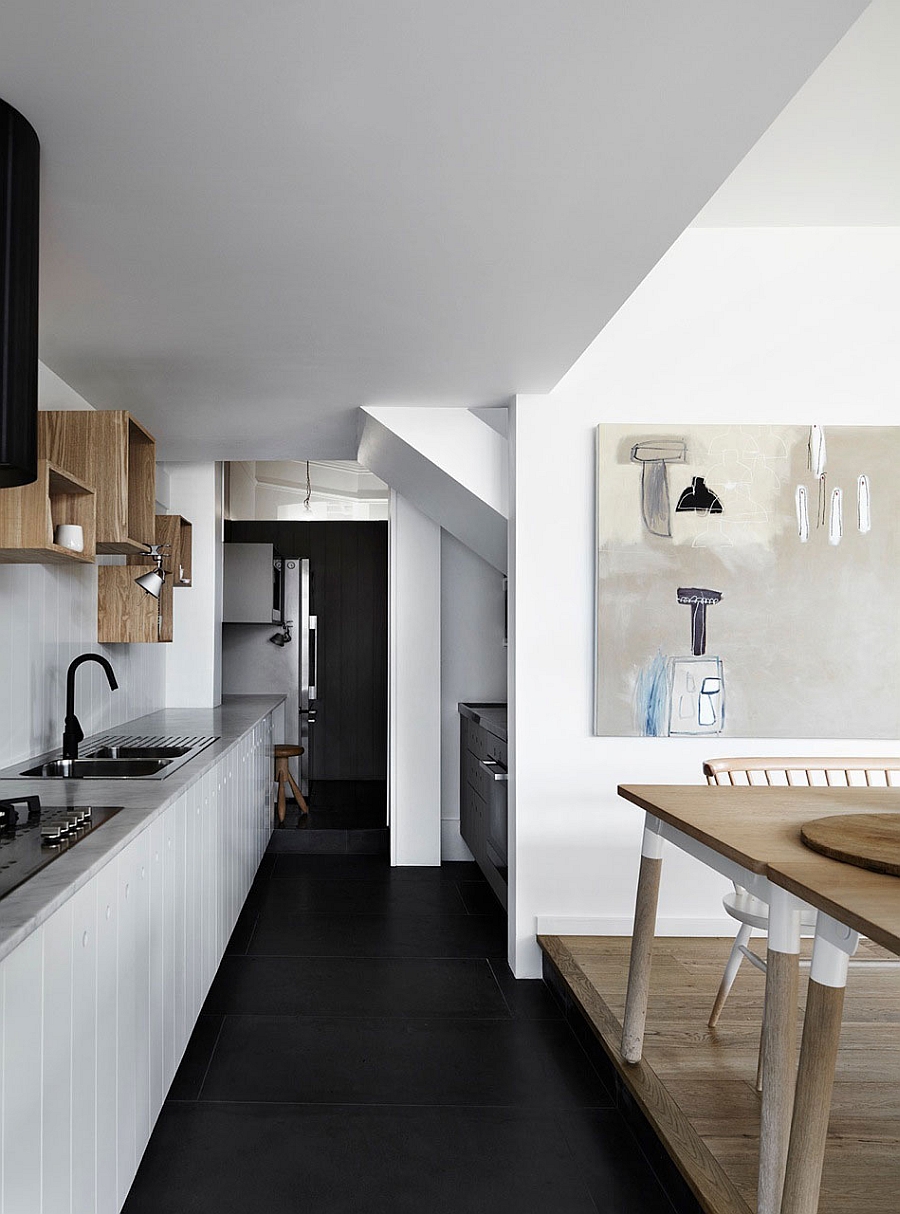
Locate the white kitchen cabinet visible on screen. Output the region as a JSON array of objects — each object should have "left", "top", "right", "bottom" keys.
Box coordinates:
[
  {"left": 0, "top": 928, "right": 42, "bottom": 1214},
  {"left": 148, "top": 815, "right": 165, "bottom": 1125},
  {"left": 121, "top": 826, "right": 152, "bottom": 1204},
  {"left": 71, "top": 877, "right": 99, "bottom": 1214},
  {"left": 222, "top": 542, "right": 277, "bottom": 622},
  {"left": 96, "top": 855, "right": 119, "bottom": 1214},
  {"left": 42, "top": 897, "right": 74, "bottom": 1214},
  {"left": 172, "top": 791, "right": 188, "bottom": 1064},
  {"left": 0, "top": 706, "right": 276, "bottom": 1214}
]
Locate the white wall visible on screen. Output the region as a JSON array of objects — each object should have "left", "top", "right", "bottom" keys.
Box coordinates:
[
  {"left": 440, "top": 530, "right": 507, "bottom": 859},
  {"left": 359, "top": 407, "right": 508, "bottom": 572},
  {"left": 163, "top": 463, "right": 224, "bottom": 708},
  {"left": 225, "top": 460, "right": 257, "bottom": 520},
  {"left": 389, "top": 491, "right": 441, "bottom": 866},
  {"left": 0, "top": 563, "right": 166, "bottom": 768},
  {"left": 510, "top": 226, "right": 900, "bottom": 976},
  {"left": 0, "top": 383, "right": 167, "bottom": 768}
]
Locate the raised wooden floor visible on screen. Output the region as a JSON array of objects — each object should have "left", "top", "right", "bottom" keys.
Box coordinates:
[{"left": 539, "top": 935, "right": 900, "bottom": 1214}]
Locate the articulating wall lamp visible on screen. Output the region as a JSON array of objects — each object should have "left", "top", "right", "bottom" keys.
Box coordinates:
[
  {"left": 269, "top": 620, "right": 293, "bottom": 646},
  {"left": 134, "top": 544, "right": 169, "bottom": 598}
]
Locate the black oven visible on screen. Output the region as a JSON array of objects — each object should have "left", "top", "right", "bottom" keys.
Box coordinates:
[{"left": 482, "top": 758, "right": 508, "bottom": 882}]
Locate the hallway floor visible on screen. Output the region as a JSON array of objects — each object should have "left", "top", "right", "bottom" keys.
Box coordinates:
[{"left": 123, "top": 852, "right": 677, "bottom": 1213}]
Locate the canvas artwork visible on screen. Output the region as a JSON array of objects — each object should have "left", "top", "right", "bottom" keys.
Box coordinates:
[{"left": 595, "top": 424, "right": 900, "bottom": 739}]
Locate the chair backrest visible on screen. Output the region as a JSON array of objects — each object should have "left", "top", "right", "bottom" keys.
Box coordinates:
[{"left": 703, "top": 756, "right": 900, "bottom": 788}]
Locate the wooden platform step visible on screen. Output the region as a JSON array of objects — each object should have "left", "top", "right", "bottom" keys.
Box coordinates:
[{"left": 539, "top": 934, "right": 900, "bottom": 1214}]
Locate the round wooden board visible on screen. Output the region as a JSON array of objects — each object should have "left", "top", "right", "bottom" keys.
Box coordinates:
[{"left": 801, "top": 813, "right": 900, "bottom": 877}]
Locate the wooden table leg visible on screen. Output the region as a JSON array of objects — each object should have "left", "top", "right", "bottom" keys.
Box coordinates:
[
  {"left": 757, "top": 885, "right": 802, "bottom": 1214},
  {"left": 780, "top": 914, "right": 858, "bottom": 1214},
  {"left": 622, "top": 816, "right": 664, "bottom": 1064}
]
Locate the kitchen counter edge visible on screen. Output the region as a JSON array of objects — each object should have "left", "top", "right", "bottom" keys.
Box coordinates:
[
  {"left": 458, "top": 702, "right": 507, "bottom": 743},
  {"left": 0, "top": 694, "right": 285, "bottom": 963}
]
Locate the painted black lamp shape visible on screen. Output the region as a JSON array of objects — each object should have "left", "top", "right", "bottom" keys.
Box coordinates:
[
  {"left": 677, "top": 587, "right": 722, "bottom": 658},
  {"left": 630, "top": 440, "right": 687, "bottom": 537},
  {"left": 63, "top": 654, "right": 119, "bottom": 760},
  {"left": 675, "top": 477, "right": 723, "bottom": 515}
]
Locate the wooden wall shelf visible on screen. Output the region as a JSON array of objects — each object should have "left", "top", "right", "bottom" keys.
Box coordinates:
[
  {"left": 39, "top": 410, "right": 156, "bottom": 554},
  {"left": 118, "top": 514, "right": 190, "bottom": 642},
  {"left": 128, "top": 514, "right": 192, "bottom": 585},
  {"left": 97, "top": 564, "right": 172, "bottom": 644},
  {"left": 0, "top": 459, "right": 96, "bottom": 564}
]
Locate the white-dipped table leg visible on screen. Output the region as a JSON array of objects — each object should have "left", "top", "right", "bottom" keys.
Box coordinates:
[
  {"left": 622, "top": 815, "right": 664, "bottom": 1064},
  {"left": 780, "top": 914, "right": 859, "bottom": 1214},
  {"left": 757, "top": 885, "right": 803, "bottom": 1214}
]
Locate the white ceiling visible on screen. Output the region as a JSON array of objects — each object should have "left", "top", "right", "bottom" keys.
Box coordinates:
[
  {"left": 696, "top": 0, "right": 900, "bottom": 226},
  {"left": 0, "top": 1, "right": 866, "bottom": 459}
]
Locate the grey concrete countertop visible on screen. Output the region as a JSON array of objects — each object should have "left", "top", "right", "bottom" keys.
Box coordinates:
[
  {"left": 458, "top": 702, "right": 507, "bottom": 743},
  {"left": 0, "top": 694, "right": 285, "bottom": 963}
]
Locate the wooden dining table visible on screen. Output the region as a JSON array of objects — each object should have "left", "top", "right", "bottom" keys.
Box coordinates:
[{"left": 617, "top": 784, "right": 900, "bottom": 1214}]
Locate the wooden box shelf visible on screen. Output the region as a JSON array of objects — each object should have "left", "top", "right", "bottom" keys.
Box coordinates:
[
  {"left": 39, "top": 410, "right": 156, "bottom": 554},
  {"left": 115, "top": 513, "right": 190, "bottom": 643},
  {"left": 129, "top": 514, "right": 192, "bottom": 585},
  {"left": 97, "top": 564, "right": 172, "bottom": 644},
  {"left": 117, "top": 512, "right": 191, "bottom": 645},
  {"left": 0, "top": 459, "right": 96, "bottom": 563},
  {"left": 172, "top": 517, "right": 192, "bottom": 586}
]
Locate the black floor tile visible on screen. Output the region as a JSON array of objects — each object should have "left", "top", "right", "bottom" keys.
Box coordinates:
[
  {"left": 125, "top": 843, "right": 674, "bottom": 1214},
  {"left": 489, "top": 959, "right": 565, "bottom": 1021},
  {"left": 347, "top": 827, "right": 390, "bottom": 853},
  {"left": 270, "top": 854, "right": 481, "bottom": 882},
  {"left": 559, "top": 1107, "right": 678, "bottom": 1214},
  {"left": 223, "top": 902, "right": 260, "bottom": 955},
  {"left": 247, "top": 908, "right": 508, "bottom": 959},
  {"left": 168, "top": 1014, "right": 224, "bottom": 1101},
  {"left": 295, "top": 804, "right": 386, "bottom": 829},
  {"left": 124, "top": 1102, "right": 636, "bottom": 1214},
  {"left": 205, "top": 956, "right": 510, "bottom": 1018},
  {"left": 276, "top": 827, "right": 351, "bottom": 853},
  {"left": 308, "top": 779, "right": 387, "bottom": 812},
  {"left": 258, "top": 875, "right": 470, "bottom": 917},
  {"left": 438, "top": 860, "right": 485, "bottom": 881},
  {"left": 200, "top": 1015, "right": 613, "bottom": 1108},
  {"left": 457, "top": 879, "right": 505, "bottom": 916}
]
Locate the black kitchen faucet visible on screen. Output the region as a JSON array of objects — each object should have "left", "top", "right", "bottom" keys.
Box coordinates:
[{"left": 62, "top": 653, "right": 119, "bottom": 760}]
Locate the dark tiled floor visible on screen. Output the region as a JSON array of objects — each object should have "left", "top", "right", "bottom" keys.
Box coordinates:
[
  {"left": 274, "top": 782, "right": 389, "bottom": 853},
  {"left": 291, "top": 779, "right": 387, "bottom": 829},
  {"left": 123, "top": 852, "right": 677, "bottom": 1214}
]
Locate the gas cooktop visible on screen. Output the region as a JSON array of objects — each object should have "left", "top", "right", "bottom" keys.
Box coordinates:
[{"left": 0, "top": 797, "right": 122, "bottom": 902}]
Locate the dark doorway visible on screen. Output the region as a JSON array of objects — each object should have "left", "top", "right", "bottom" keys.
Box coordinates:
[{"left": 224, "top": 520, "right": 387, "bottom": 850}]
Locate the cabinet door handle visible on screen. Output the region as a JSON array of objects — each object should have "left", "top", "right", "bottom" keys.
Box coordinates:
[{"left": 479, "top": 759, "right": 508, "bottom": 782}]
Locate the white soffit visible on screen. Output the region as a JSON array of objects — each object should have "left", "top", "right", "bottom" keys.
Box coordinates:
[
  {"left": 696, "top": 0, "right": 899, "bottom": 226},
  {"left": 0, "top": 1, "right": 866, "bottom": 458}
]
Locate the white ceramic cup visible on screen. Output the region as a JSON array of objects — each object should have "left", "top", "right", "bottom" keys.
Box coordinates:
[{"left": 54, "top": 524, "right": 84, "bottom": 552}]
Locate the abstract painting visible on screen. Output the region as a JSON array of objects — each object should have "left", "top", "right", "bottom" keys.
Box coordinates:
[{"left": 595, "top": 424, "right": 900, "bottom": 738}]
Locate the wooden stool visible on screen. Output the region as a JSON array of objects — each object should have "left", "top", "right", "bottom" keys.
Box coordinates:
[{"left": 274, "top": 744, "right": 309, "bottom": 824}]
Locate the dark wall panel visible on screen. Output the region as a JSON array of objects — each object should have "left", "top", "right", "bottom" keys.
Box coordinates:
[{"left": 225, "top": 520, "right": 388, "bottom": 780}]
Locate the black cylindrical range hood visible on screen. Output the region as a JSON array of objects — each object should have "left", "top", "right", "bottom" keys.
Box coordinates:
[{"left": 0, "top": 98, "right": 40, "bottom": 488}]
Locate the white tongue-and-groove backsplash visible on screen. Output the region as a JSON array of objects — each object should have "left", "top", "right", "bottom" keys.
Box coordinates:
[{"left": 0, "top": 561, "right": 166, "bottom": 769}]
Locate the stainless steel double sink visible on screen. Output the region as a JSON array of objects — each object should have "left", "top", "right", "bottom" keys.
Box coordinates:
[{"left": 9, "top": 734, "right": 218, "bottom": 780}]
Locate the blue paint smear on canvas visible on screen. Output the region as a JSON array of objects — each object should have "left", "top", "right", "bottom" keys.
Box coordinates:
[{"left": 636, "top": 651, "right": 669, "bottom": 737}]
